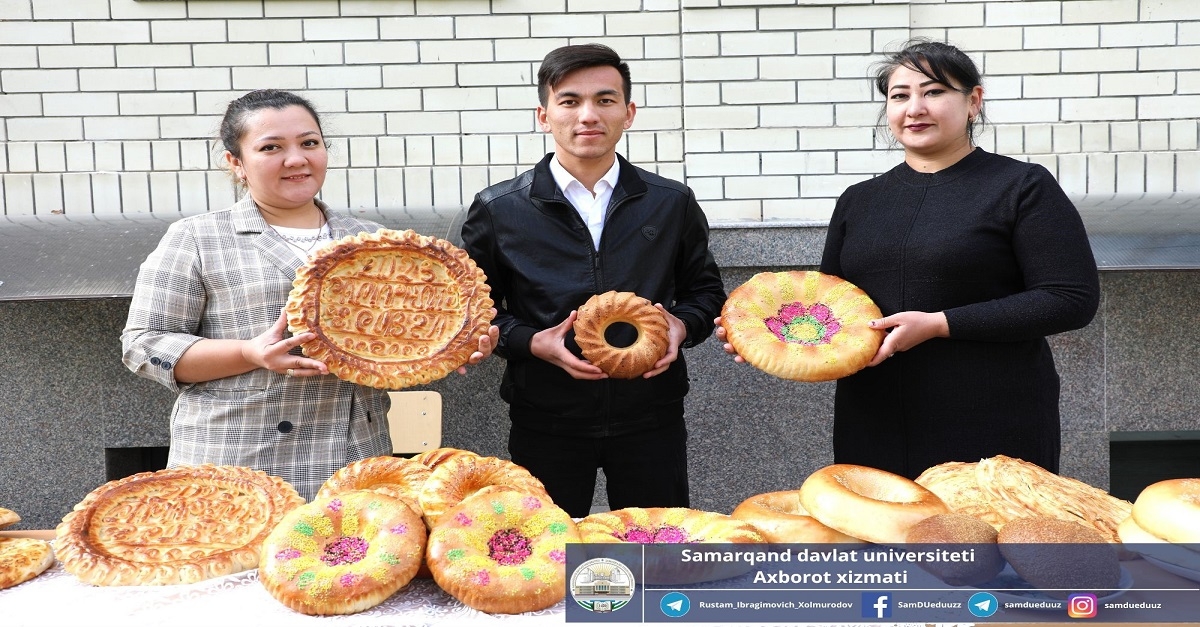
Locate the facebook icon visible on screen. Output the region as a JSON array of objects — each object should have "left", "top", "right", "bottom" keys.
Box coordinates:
[{"left": 861, "top": 592, "right": 892, "bottom": 619}]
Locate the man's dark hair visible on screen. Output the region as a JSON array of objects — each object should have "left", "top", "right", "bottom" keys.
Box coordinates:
[{"left": 537, "top": 43, "right": 632, "bottom": 106}]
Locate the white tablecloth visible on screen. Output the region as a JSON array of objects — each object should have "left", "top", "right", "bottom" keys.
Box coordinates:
[{"left": 0, "top": 559, "right": 563, "bottom": 627}]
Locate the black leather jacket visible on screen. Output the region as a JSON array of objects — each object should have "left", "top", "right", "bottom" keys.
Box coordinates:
[{"left": 461, "top": 153, "right": 726, "bottom": 437}]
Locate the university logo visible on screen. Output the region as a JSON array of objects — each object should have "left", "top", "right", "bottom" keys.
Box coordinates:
[{"left": 570, "top": 557, "right": 636, "bottom": 613}]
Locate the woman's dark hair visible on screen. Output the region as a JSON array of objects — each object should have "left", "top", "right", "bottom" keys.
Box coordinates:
[
  {"left": 537, "top": 43, "right": 632, "bottom": 106},
  {"left": 872, "top": 38, "right": 986, "bottom": 142},
  {"left": 218, "top": 89, "right": 324, "bottom": 159}
]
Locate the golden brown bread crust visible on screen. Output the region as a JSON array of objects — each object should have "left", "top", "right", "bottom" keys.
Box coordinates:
[
  {"left": 577, "top": 507, "right": 765, "bottom": 545},
  {"left": 55, "top": 464, "right": 304, "bottom": 586},
  {"left": 905, "top": 513, "right": 1006, "bottom": 586},
  {"left": 1117, "top": 515, "right": 1200, "bottom": 570},
  {"left": 258, "top": 490, "right": 426, "bottom": 615},
  {"left": 427, "top": 487, "right": 578, "bottom": 614},
  {"left": 0, "top": 537, "right": 55, "bottom": 590},
  {"left": 573, "top": 291, "right": 670, "bottom": 379},
  {"left": 997, "top": 516, "right": 1121, "bottom": 599},
  {"left": 418, "top": 456, "right": 548, "bottom": 528},
  {"left": 798, "top": 464, "right": 949, "bottom": 546},
  {"left": 316, "top": 455, "right": 431, "bottom": 515},
  {"left": 286, "top": 228, "right": 495, "bottom": 390},
  {"left": 721, "top": 271, "right": 884, "bottom": 382},
  {"left": 916, "top": 455, "right": 1134, "bottom": 558},
  {"left": 914, "top": 461, "right": 1008, "bottom": 527},
  {"left": 577, "top": 507, "right": 766, "bottom": 584},
  {"left": 0, "top": 507, "right": 18, "bottom": 531},
  {"left": 411, "top": 447, "right": 480, "bottom": 470},
  {"left": 1130, "top": 478, "right": 1200, "bottom": 545},
  {"left": 731, "top": 490, "right": 865, "bottom": 544}
]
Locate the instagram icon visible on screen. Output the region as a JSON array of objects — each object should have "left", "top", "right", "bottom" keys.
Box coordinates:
[{"left": 1067, "top": 593, "right": 1098, "bottom": 619}]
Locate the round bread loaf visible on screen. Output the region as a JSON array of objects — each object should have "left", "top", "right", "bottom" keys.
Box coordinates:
[
  {"left": 0, "top": 537, "right": 55, "bottom": 590},
  {"left": 997, "top": 517, "right": 1121, "bottom": 599},
  {"left": 426, "top": 487, "right": 578, "bottom": 614},
  {"left": 418, "top": 455, "right": 548, "bottom": 528},
  {"left": 905, "top": 513, "right": 1006, "bottom": 586},
  {"left": 721, "top": 271, "right": 884, "bottom": 382},
  {"left": 285, "top": 228, "right": 495, "bottom": 390},
  {"left": 258, "top": 490, "right": 426, "bottom": 615},
  {"left": 573, "top": 291, "right": 670, "bottom": 379},
  {"left": 1130, "top": 478, "right": 1200, "bottom": 545},
  {"left": 798, "top": 464, "right": 949, "bottom": 546},
  {"left": 411, "top": 447, "right": 480, "bottom": 470},
  {"left": 55, "top": 464, "right": 304, "bottom": 586},
  {"left": 316, "top": 455, "right": 430, "bottom": 516},
  {"left": 731, "top": 490, "right": 865, "bottom": 544},
  {"left": 1117, "top": 515, "right": 1200, "bottom": 571}
]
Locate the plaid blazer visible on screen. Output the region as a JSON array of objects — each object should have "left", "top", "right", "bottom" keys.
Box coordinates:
[{"left": 121, "top": 196, "right": 392, "bottom": 499}]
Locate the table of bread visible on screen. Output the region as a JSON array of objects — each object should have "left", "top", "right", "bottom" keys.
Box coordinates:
[
  {"left": 0, "top": 556, "right": 563, "bottom": 627},
  {"left": 3, "top": 452, "right": 1199, "bottom": 627}
]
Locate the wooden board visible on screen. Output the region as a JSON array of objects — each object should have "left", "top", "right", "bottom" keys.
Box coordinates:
[{"left": 387, "top": 390, "right": 442, "bottom": 455}]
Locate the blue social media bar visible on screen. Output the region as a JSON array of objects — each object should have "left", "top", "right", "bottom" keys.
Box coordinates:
[{"left": 564, "top": 542, "right": 1200, "bottom": 623}]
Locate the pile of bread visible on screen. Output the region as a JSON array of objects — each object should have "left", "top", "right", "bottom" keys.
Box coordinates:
[
  {"left": 13, "top": 451, "right": 1200, "bottom": 609},
  {"left": 39, "top": 448, "right": 765, "bottom": 617},
  {"left": 45, "top": 451, "right": 572, "bottom": 615},
  {"left": 730, "top": 455, "right": 1200, "bottom": 595}
]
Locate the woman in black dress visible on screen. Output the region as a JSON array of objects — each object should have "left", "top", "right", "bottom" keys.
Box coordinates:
[{"left": 722, "top": 39, "right": 1100, "bottom": 478}]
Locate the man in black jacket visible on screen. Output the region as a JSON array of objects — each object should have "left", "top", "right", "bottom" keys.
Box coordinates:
[{"left": 461, "top": 43, "right": 726, "bottom": 518}]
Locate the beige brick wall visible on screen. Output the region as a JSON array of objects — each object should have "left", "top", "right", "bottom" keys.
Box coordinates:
[{"left": 1, "top": 0, "right": 1198, "bottom": 220}]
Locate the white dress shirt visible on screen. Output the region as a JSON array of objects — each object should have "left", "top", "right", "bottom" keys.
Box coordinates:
[{"left": 549, "top": 154, "right": 620, "bottom": 250}]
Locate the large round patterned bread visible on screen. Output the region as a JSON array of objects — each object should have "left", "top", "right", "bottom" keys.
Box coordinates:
[
  {"left": 55, "top": 464, "right": 304, "bottom": 586},
  {"left": 286, "top": 228, "right": 494, "bottom": 390},
  {"left": 721, "top": 271, "right": 884, "bottom": 382},
  {"left": 427, "top": 487, "right": 578, "bottom": 614},
  {"left": 258, "top": 490, "right": 426, "bottom": 615},
  {"left": 573, "top": 291, "right": 669, "bottom": 379}
]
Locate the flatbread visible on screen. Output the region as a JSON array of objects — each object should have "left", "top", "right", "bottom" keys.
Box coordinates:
[
  {"left": 55, "top": 465, "right": 304, "bottom": 586},
  {"left": 0, "top": 507, "right": 18, "bottom": 530},
  {"left": 916, "top": 455, "right": 1133, "bottom": 550},
  {"left": 911, "top": 461, "right": 1007, "bottom": 528},
  {"left": 0, "top": 537, "right": 54, "bottom": 590},
  {"left": 286, "top": 228, "right": 494, "bottom": 390},
  {"left": 721, "top": 271, "right": 884, "bottom": 382},
  {"left": 975, "top": 455, "right": 1132, "bottom": 546}
]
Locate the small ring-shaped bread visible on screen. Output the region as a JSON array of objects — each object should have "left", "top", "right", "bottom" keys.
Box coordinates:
[
  {"left": 798, "top": 464, "right": 949, "bottom": 546},
  {"left": 573, "top": 291, "right": 669, "bottom": 379}
]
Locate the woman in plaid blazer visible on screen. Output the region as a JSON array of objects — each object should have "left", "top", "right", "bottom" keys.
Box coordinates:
[{"left": 121, "top": 90, "right": 495, "bottom": 499}]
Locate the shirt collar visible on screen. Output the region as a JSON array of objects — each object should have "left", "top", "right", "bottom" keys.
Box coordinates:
[{"left": 549, "top": 154, "right": 620, "bottom": 196}]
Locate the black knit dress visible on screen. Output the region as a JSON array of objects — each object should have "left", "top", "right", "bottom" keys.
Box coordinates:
[{"left": 820, "top": 148, "right": 1100, "bottom": 479}]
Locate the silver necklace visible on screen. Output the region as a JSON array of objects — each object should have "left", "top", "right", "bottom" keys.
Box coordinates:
[{"left": 274, "top": 212, "right": 331, "bottom": 255}]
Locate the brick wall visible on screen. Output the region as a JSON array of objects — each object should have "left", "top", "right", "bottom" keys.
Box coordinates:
[{"left": 1, "top": 0, "right": 1197, "bottom": 221}]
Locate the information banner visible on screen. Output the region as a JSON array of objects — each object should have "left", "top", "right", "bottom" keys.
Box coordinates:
[{"left": 564, "top": 543, "right": 1200, "bottom": 623}]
